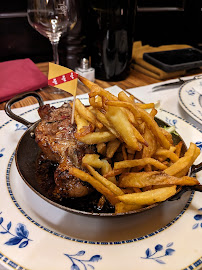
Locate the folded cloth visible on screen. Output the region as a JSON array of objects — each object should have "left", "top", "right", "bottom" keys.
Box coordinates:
[
  {"left": 132, "top": 41, "right": 192, "bottom": 80},
  {"left": 0, "top": 58, "right": 48, "bottom": 102}
]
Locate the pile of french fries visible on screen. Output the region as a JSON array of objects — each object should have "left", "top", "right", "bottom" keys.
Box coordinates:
[{"left": 69, "top": 75, "right": 200, "bottom": 214}]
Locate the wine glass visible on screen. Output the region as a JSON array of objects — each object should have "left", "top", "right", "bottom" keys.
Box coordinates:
[{"left": 27, "top": 0, "right": 77, "bottom": 66}]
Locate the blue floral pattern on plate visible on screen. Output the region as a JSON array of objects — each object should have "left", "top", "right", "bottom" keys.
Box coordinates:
[
  {"left": 15, "top": 124, "right": 27, "bottom": 131},
  {"left": 186, "top": 88, "right": 196, "bottom": 96},
  {"left": 165, "top": 117, "right": 177, "bottom": 128},
  {"left": 141, "top": 243, "right": 175, "bottom": 264},
  {"left": 190, "top": 102, "right": 195, "bottom": 107},
  {"left": 192, "top": 208, "right": 202, "bottom": 230},
  {"left": 196, "top": 142, "right": 202, "bottom": 150},
  {"left": 64, "top": 250, "right": 102, "bottom": 270},
  {"left": 0, "top": 148, "right": 5, "bottom": 158},
  {"left": 0, "top": 212, "right": 32, "bottom": 248}
]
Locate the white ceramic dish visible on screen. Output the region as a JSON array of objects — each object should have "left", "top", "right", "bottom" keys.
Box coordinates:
[
  {"left": 0, "top": 97, "right": 202, "bottom": 270},
  {"left": 179, "top": 78, "right": 202, "bottom": 125}
]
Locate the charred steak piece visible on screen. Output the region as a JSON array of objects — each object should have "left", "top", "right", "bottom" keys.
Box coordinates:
[{"left": 35, "top": 103, "right": 95, "bottom": 199}]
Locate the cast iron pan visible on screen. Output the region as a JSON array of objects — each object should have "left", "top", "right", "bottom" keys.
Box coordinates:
[{"left": 5, "top": 92, "right": 202, "bottom": 217}]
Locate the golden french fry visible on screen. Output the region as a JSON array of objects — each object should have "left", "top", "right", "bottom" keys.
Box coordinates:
[
  {"left": 175, "top": 141, "right": 183, "bottom": 157},
  {"left": 175, "top": 145, "right": 200, "bottom": 177},
  {"left": 138, "top": 122, "right": 145, "bottom": 134},
  {"left": 82, "top": 154, "right": 103, "bottom": 168},
  {"left": 149, "top": 108, "right": 157, "bottom": 118},
  {"left": 169, "top": 146, "right": 176, "bottom": 152},
  {"left": 155, "top": 146, "right": 176, "bottom": 163},
  {"left": 96, "top": 143, "right": 107, "bottom": 155},
  {"left": 118, "top": 91, "right": 135, "bottom": 104},
  {"left": 69, "top": 167, "right": 118, "bottom": 205},
  {"left": 74, "top": 109, "right": 89, "bottom": 132},
  {"left": 106, "top": 139, "right": 121, "bottom": 158},
  {"left": 131, "top": 125, "right": 148, "bottom": 146},
  {"left": 119, "top": 171, "right": 199, "bottom": 188},
  {"left": 95, "top": 126, "right": 108, "bottom": 132},
  {"left": 142, "top": 126, "right": 157, "bottom": 171},
  {"left": 94, "top": 109, "right": 120, "bottom": 138},
  {"left": 103, "top": 168, "right": 124, "bottom": 178},
  {"left": 118, "top": 91, "right": 155, "bottom": 109},
  {"left": 84, "top": 164, "right": 124, "bottom": 196},
  {"left": 100, "top": 159, "right": 116, "bottom": 184},
  {"left": 117, "top": 186, "right": 177, "bottom": 205},
  {"left": 89, "top": 87, "right": 118, "bottom": 101},
  {"left": 115, "top": 202, "right": 142, "bottom": 214},
  {"left": 124, "top": 109, "right": 138, "bottom": 126},
  {"left": 77, "top": 131, "right": 116, "bottom": 144},
  {"left": 160, "top": 127, "right": 173, "bottom": 145},
  {"left": 129, "top": 94, "right": 135, "bottom": 101},
  {"left": 122, "top": 144, "right": 128, "bottom": 160},
  {"left": 117, "top": 91, "right": 138, "bottom": 125},
  {"left": 106, "top": 100, "right": 140, "bottom": 118},
  {"left": 105, "top": 105, "right": 144, "bottom": 150},
  {"left": 82, "top": 154, "right": 116, "bottom": 184},
  {"left": 89, "top": 96, "right": 103, "bottom": 108},
  {"left": 165, "top": 158, "right": 188, "bottom": 176},
  {"left": 137, "top": 103, "right": 155, "bottom": 109},
  {"left": 164, "top": 143, "right": 200, "bottom": 177},
  {"left": 75, "top": 99, "right": 103, "bottom": 129},
  {"left": 114, "top": 157, "right": 168, "bottom": 170},
  {"left": 155, "top": 148, "right": 179, "bottom": 163}
]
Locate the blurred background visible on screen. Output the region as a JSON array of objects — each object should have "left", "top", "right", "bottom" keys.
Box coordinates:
[{"left": 0, "top": 0, "right": 201, "bottom": 68}]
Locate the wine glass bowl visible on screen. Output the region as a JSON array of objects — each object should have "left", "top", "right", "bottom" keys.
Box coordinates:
[{"left": 27, "top": 0, "right": 77, "bottom": 65}]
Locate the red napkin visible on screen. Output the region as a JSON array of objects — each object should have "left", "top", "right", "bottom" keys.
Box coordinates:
[{"left": 0, "top": 58, "right": 48, "bottom": 102}]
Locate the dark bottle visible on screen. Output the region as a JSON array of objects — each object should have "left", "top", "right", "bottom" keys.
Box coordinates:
[{"left": 87, "top": 0, "right": 137, "bottom": 81}]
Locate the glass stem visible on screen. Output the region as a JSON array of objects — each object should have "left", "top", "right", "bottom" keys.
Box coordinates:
[{"left": 51, "top": 41, "right": 59, "bottom": 65}]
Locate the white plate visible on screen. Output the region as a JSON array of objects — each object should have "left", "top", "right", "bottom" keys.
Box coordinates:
[
  {"left": 0, "top": 97, "right": 202, "bottom": 270},
  {"left": 179, "top": 78, "right": 202, "bottom": 125}
]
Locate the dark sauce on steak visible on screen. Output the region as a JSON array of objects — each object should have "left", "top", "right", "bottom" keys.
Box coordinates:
[{"left": 36, "top": 152, "right": 115, "bottom": 214}]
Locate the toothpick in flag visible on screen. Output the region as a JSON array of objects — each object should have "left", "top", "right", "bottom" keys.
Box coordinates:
[{"left": 48, "top": 62, "right": 78, "bottom": 123}]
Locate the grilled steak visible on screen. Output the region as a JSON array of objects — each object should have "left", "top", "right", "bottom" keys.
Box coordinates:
[{"left": 35, "top": 103, "right": 95, "bottom": 199}]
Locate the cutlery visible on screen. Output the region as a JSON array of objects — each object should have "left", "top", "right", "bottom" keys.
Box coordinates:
[{"left": 152, "top": 75, "right": 202, "bottom": 92}]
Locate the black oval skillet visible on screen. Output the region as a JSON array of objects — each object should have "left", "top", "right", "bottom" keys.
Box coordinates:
[{"left": 5, "top": 92, "right": 202, "bottom": 217}]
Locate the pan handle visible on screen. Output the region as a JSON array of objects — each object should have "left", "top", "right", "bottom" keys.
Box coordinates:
[
  {"left": 169, "top": 185, "right": 202, "bottom": 201},
  {"left": 5, "top": 91, "right": 44, "bottom": 128},
  {"left": 190, "top": 162, "right": 202, "bottom": 176}
]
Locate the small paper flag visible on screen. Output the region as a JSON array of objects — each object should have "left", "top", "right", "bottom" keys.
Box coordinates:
[{"left": 48, "top": 62, "right": 78, "bottom": 96}]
